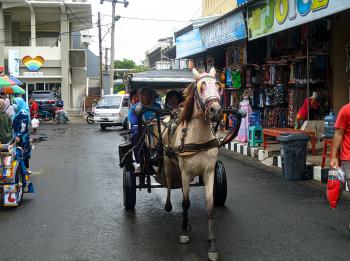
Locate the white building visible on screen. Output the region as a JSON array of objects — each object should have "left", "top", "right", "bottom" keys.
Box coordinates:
[{"left": 0, "top": 0, "right": 92, "bottom": 109}]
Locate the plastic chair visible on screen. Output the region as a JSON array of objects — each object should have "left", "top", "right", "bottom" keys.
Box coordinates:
[{"left": 248, "top": 126, "right": 263, "bottom": 147}]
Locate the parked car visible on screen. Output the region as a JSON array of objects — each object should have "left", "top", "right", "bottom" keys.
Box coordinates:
[
  {"left": 94, "top": 94, "right": 129, "bottom": 130},
  {"left": 31, "top": 90, "right": 57, "bottom": 112}
]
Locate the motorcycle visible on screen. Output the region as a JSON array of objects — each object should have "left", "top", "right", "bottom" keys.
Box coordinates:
[
  {"left": 55, "top": 108, "right": 70, "bottom": 124},
  {"left": 85, "top": 110, "right": 94, "bottom": 124},
  {"left": 0, "top": 143, "right": 34, "bottom": 207}
]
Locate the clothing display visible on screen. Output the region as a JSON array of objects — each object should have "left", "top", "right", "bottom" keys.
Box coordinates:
[{"left": 237, "top": 98, "right": 252, "bottom": 142}]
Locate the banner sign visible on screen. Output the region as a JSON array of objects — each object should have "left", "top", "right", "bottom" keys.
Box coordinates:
[
  {"left": 8, "top": 50, "right": 20, "bottom": 77},
  {"left": 176, "top": 28, "right": 205, "bottom": 59},
  {"left": 200, "top": 11, "right": 247, "bottom": 49},
  {"left": 247, "top": 0, "right": 350, "bottom": 40},
  {"left": 23, "top": 71, "right": 44, "bottom": 77},
  {"left": 237, "top": 0, "right": 254, "bottom": 6}
]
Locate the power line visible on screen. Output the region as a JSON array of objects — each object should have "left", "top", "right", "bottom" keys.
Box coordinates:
[
  {"left": 103, "top": 15, "right": 188, "bottom": 23},
  {"left": 0, "top": 15, "right": 93, "bottom": 32},
  {"left": 0, "top": 22, "right": 111, "bottom": 45},
  {"left": 61, "top": 0, "right": 92, "bottom": 28}
]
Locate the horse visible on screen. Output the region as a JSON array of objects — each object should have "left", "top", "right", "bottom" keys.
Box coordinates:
[{"left": 163, "top": 67, "right": 223, "bottom": 261}]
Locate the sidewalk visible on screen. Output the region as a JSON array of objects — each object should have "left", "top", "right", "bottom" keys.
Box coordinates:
[{"left": 219, "top": 133, "right": 331, "bottom": 185}]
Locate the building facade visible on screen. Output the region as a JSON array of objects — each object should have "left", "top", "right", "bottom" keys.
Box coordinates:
[
  {"left": 202, "top": 0, "right": 237, "bottom": 16},
  {"left": 0, "top": 0, "right": 92, "bottom": 109}
]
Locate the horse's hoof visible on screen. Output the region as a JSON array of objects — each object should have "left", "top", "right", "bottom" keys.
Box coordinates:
[
  {"left": 208, "top": 251, "right": 219, "bottom": 261},
  {"left": 164, "top": 203, "right": 172, "bottom": 212},
  {"left": 179, "top": 235, "right": 190, "bottom": 244}
]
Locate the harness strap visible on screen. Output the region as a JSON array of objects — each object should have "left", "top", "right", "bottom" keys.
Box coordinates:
[{"left": 178, "top": 138, "right": 220, "bottom": 153}]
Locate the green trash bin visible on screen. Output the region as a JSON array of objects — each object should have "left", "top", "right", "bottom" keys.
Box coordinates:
[{"left": 276, "top": 133, "right": 310, "bottom": 181}]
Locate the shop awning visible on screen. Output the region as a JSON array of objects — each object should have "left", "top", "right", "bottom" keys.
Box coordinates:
[
  {"left": 128, "top": 70, "right": 195, "bottom": 90},
  {"left": 247, "top": 0, "right": 350, "bottom": 40}
]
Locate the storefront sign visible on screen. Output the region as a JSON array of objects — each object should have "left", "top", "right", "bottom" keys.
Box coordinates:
[
  {"left": 200, "top": 11, "right": 246, "bottom": 49},
  {"left": 247, "top": 0, "right": 350, "bottom": 40},
  {"left": 8, "top": 50, "right": 20, "bottom": 77},
  {"left": 23, "top": 71, "right": 44, "bottom": 77},
  {"left": 22, "top": 56, "right": 45, "bottom": 71},
  {"left": 237, "top": 0, "right": 254, "bottom": 6},
  {"left": 176, "top": 28, "right": 205, "bottom": 59}
]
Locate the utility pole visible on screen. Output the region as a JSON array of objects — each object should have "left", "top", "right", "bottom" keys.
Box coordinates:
[
  {"left": 104, "top": 48, "right": 109, "bottom": 73},
  {"left": 98, "top": 12, "right": 104, "bottom": 96},
  {"left": 109, "top": 1, "right": 116, "bottom": 95},
  {"left": 100, "top": 0, "right": 129, "bottom": 95}
]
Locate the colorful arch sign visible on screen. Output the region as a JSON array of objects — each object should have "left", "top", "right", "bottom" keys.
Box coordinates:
[
  {"left": 22, "top": 56, "right": 45, "bottom": 71},
  {"left": 247, "top": 0, "right": 350, "bottom": 40}
]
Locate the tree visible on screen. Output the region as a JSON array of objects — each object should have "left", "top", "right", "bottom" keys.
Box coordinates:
[{"left": 114, "top": 59, "right": 136, "bottom": 69}]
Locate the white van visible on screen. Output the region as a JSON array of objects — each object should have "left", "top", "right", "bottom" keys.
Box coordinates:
[{"left": 94, "top": 94, "right": 129, "bottom": 130}]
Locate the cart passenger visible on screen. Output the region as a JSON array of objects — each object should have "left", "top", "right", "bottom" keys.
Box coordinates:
[
  {"left": 165, "top": 90, "right": 182, "bottom": 111},
  {"left": 128, "top": 87, "right": 161, "bottom": 163}
]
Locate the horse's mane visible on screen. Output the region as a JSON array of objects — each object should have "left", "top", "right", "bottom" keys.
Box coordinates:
[{"left": 179, "top": 83, "right": 195, "bottom": 124}]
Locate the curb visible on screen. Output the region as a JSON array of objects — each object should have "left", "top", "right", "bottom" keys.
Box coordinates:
[{"left": 222, "top": 141, "right": 328, "bottom": 184}]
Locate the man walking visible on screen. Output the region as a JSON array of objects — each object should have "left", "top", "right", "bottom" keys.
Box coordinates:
[{"left": 330, "top": 103, "right": 350, "bottom": 181}]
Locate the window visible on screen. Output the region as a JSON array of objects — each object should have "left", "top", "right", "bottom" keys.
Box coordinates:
[{"left": 36, "top": 83, "right": 45, "bottom": 90}]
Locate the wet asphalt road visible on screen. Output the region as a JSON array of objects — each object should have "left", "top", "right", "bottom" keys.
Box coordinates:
[{"left": 0, "top": 123, "right": 350, "bottom": 260}]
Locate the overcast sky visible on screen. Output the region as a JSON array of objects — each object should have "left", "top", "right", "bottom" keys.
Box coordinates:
[{"left": 89, "top": 0, "right": 202, "bottom": 65}]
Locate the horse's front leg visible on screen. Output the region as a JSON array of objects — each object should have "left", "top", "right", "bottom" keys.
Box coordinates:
[
  {"left": 204, "top": 172, "right": 218, "bottom": 261},
  {"left": 180, "top": 174, "right": 191, "bottom": 244},
  {"left": 164, "top": 157, "right": 173, "bottom": 212}
]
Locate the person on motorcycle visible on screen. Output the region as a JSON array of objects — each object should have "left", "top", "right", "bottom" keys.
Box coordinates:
[
  {"left": 0, "top": 99, "right": 13, "bottom": 144},
  {"left": 12, "top": 97, "right": 32, "bottom": 170}
]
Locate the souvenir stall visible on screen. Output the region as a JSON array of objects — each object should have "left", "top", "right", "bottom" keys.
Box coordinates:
[
  {"left": 246, "top": 19, "right": 331, "bottom": 130},
  {"left": 198, "top": 9, "right": 248, "bottom": 133}
]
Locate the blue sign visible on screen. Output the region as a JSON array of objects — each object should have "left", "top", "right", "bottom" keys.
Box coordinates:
[
  {"left": 176, "top": 28, "right": 205, "bottom": 59},
  {"left": 237, "top": 0, "right": 251, "bottom": 6},
  {"left": 200, "top": 11, "right": 247, "bottom": 49}
]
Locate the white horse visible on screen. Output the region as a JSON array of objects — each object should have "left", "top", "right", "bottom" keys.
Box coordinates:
[{"left": 163, "top": 68, "right": 222, "bottom": 261}]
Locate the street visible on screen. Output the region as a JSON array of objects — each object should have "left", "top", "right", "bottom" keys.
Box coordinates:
[{"left": 0, "top": 123, "right": 349, "bottom": 261}]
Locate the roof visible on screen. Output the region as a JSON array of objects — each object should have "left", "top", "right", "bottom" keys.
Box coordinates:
[
  {"left": 128, "top": 69, "right": 195, "bottom": 90},
  {"left": 174, "top": 15, "right": 221, "bottom": 38}
]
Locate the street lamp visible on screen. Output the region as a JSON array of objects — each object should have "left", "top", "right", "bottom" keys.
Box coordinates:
[{"left": 100, "top": 0, "right": 129, "bottom": 94}]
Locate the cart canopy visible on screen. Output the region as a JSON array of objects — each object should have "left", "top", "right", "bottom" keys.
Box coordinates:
[{"left": 128, "top": 69, "right": 195, "bottom": 90}]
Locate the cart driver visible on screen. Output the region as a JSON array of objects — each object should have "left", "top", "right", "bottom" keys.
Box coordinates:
[{"left": 128, "top": 87, "right": 161, "bottom": 163}]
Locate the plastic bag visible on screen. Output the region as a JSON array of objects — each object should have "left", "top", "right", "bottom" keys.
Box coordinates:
[
  {"left": 327, "top": 168, "right": 345, "bottom": 209},
  {"left": 31, "top": 118, "right": 39, "bottom": 129}
]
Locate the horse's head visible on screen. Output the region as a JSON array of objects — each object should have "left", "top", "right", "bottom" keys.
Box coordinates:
[{"left": 193, "top": 67, "right": 222, "bottom": 122}]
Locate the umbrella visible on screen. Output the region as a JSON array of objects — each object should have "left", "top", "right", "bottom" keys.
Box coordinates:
[
  {"left": 0, "top": 77, "right": 14, "bottom": 87},
  {"left": 2, "top": 76, "right": 16, "bottom": 86},
  {"left": 8, "top": 76, "right": 23, "bottom": 86},
  {"left": 0, "top": 85, "right": 25, "bottom": 95}
]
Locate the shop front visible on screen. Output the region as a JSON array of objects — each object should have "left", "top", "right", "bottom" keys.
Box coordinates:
[
  {"left": 245, "top": 0, "right": 350, "bottom": 124},
  {"left": 7, "top": 47, "right": 63, "bottom": 102}
]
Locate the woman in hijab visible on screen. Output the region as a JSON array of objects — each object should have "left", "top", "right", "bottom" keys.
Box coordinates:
[
  {"left": 4, "top": 98, "right": 14, "bottom": 119},
  {"left": 0, "top": 99, "right": 13, "bottom": 144},
  {"left": 12, "top": 97, "right": 31, "bottom": 169}
]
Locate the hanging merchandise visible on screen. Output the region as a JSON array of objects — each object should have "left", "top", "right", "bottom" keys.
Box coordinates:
[
  {"left": 225, "top": 68, "right": 233, "bottom": 87},
  {"left": 237, "top": 96, "right": 252, "bottom": 142},
  {"left": 232, "top": 70, "right": 241, "bottom": 89},
  {"left": 346, "top": 43, "right": 350, "bottom": 73}
]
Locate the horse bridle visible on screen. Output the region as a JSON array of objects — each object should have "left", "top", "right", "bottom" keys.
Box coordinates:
[{"left": 194, "top": 74, "right": 221, "bottom": 116}]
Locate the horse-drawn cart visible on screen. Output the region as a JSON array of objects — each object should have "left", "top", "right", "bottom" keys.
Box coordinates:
[
  {"left": 120, "top": 69, "right": 243, "bottom": 208},
  {"left": 119, "top": 68, "right": 245, "bottom": 260}
]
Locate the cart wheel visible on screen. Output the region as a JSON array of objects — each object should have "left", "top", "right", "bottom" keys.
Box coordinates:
[
  {"left": 214, "top": 160, "right": 227, "bottom": 207},
  {"left": 100, "top": 124, "right": 107, "bottom": 130},
  {"left": 15, "top": 166, "right": 24, "bottom": 206},
  {"left": 123, "top": 166, "right": 136, "bottom": 210}
]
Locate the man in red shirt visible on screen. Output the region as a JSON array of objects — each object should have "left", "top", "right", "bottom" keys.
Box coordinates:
[
  {"left": 331, "top": 103, "right": 350, "bottom": 176},
  {"left": 29, "top": 98, "right": 39, "bottom": 133}
]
